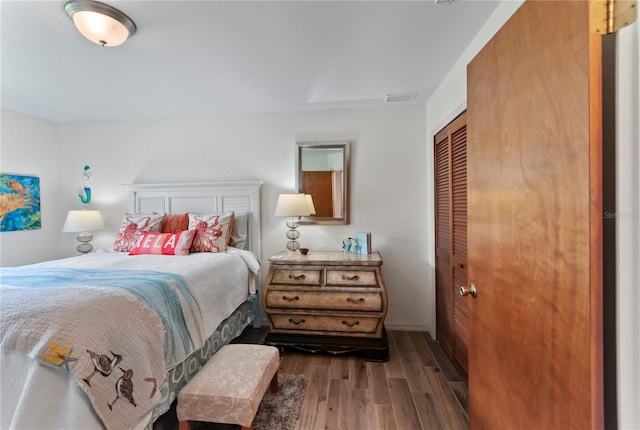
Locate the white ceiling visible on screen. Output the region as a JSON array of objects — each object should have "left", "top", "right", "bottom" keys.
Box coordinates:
[{"left": 1, "top": 0, "right": 500, "bottom": 123}]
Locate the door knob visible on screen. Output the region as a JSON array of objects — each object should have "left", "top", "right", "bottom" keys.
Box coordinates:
[{"left": 460, "top": 284, "right": 477, "bottom": 299}]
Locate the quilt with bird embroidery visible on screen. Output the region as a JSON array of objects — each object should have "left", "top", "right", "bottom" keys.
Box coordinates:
[{"left": 0, "top": 267, "right": 204, "bottom": 430}]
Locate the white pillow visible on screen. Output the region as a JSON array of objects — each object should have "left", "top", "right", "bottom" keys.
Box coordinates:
[
  {"left": 113, "top": 213, "right": 166, "bottom": 252},
  {"left": 230, "top": 212, "right": 249, "bottom": 250}
]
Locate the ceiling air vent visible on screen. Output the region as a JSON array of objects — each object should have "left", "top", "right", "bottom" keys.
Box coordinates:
[{"left": 384, "top": 93, "right": 417, "bottom": 103}]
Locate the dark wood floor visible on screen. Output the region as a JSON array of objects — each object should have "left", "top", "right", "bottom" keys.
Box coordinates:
[{"left": 155, "top": 328, "right": 468, "bottom": 430}]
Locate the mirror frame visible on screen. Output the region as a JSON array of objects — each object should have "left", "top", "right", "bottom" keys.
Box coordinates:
[{"left": 296, "top": 141, "right": 350, "bottom": 225}]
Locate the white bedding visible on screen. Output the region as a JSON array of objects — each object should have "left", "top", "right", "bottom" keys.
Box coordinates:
[
  {"left": 0, "top": 248, "right": 260, "bottom": 430},
  {"left": 39, "top": 248, "right": 258, "bottom": 342}
]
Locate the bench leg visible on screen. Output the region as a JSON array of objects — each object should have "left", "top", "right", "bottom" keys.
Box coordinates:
[
  {"left": 178, "top": 421, "right": 190, "bottom": 430},
  {"left": 270, "top": 370, "right": 279, "bottom": 393}
]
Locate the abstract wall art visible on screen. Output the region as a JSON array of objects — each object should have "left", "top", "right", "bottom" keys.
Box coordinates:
[{"left": 1, "top": 173, "right": 41, "bottom": 232}]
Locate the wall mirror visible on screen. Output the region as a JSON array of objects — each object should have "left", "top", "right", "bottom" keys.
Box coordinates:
[{"left": 296, "top": 141, "right": 350, "bottom": 225}]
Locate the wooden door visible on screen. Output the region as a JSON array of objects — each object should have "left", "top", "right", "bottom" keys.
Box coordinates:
[
  {"left": 301, "top": 171, "right": 333, "bottom": 217},
  {"left": 434, "top": 112, "right": 468, "bottom": 377},
  {"left": 466, "top": 1, "right": 603, "bottom": 428}
]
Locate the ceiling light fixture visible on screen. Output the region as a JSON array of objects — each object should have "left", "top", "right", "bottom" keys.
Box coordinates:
[{"left": 64, "top": 0, "right": 137, "bottom": 47}]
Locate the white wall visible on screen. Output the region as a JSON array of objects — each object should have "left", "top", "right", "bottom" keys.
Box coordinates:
[
  {"left": 616, "top": 20, "right": 640, "bottom": 430},
  {"left": 49, "top": 105, "right": 427, "bottom": 330},
  {"left": 0, "top": 109, "right": 61, "bottom": 266}
]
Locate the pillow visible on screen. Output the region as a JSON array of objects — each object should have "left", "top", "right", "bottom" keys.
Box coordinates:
[
  {"left": 189, "top": 212, "right": 234, "bottom": 253},
  {"left": 229, "top": 212, "right": 249, "bottom": 250},
  {"left": 162, "top": 213, "right": 189, "bottom": 233},
  {"left": 226, "top": 212, "right": 235, "bottom": 246},
  {"left": 113, "top": 213, "right": 165, "bottom": 252},
  {"left": 129, "top": 230, "right": 196, "bottom": 256}
]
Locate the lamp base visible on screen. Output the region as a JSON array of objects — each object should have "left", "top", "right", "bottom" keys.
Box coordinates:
[
  {"left": 76, "top": 231, "right": 94, "bottom": 254},
  {"left": 286, "top": 240, "right": 301, "bottom": 254},
  {"left": 285, "top": 217, "right": 302, "bottom": 254}
]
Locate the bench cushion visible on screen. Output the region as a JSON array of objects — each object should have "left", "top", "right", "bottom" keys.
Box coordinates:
[{"left": 177, "top": 344, "right": 279, "bottom": 427}]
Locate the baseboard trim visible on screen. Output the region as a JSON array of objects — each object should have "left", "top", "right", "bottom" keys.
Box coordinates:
[{"left": 384, "top": 322, "right": 432, "bottom": 334}]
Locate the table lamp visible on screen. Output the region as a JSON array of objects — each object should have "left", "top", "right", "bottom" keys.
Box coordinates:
[
  {"left": 274, "top": 193, "right": 316, "bottom": 254},
  {"left": 63, "top": 209, "right": 106, "bottom": 253}
]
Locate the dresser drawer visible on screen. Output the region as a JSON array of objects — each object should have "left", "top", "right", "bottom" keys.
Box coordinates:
[
  {"left": 270, "top": 314, "right": 380, "bottom": 334},
  {"left": 265, "top": 289, "right": 382, "bottom": 312},
  {"left": 263, "top": 252, "right": 388, "bottom": 359},
  {"left": 270, "top": 268, "right": 321, "bottom": 286},
  {"left": 326, "top": 269, "right": 378, "bottom": 286}
]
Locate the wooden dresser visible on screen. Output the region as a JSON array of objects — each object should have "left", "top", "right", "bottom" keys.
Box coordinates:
[{"left": 262, "top": 251, "right": 389, "bottom": 361}]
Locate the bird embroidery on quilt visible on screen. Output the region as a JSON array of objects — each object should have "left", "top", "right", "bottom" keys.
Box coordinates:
[
  {"left": 108, "top": 368, "right": 137, "bottom": 410},
  {"left": 83, "top": 349, "right": 123, "bottom": 386}
]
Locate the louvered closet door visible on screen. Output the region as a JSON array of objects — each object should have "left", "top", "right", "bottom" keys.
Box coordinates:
[
  {"left": 451, "top": 120, "right": 468, "bottom": 375},
  {"left": 434, "top": 112, "right": 468, "bottom": 378},
  {"left": 435, "top": 129, "right": 453, "bottom": 358}
]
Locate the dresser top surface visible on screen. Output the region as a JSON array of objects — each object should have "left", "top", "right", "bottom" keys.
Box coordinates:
[{"left": 269, "top": 251, "right": 382, "bottom": 265}]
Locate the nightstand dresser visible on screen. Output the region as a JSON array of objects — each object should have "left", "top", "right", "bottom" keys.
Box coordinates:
[{"left": 262, "top": 251, "right": 389, "bottom": 361}]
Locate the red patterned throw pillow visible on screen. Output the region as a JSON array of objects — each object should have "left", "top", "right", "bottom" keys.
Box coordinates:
[
  {"left": 162, "top": 213, "right": 189, "bottom": 233},
  {"left": 129, "top": 230, "right": 196, "bottom": 256},
  {"left": 113, "top": 213, "right": 165, "bottom": 252},
  {"left": 188, "top": 212, "right": 234, "bottom": 253}
]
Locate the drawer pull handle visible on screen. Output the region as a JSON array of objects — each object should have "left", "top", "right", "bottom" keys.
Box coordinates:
[
  {"left": 341, "top": 274, "right": 359, "bottom": 281},
  {"left": 289, "top": 274, "right": 306, "bottom": 280},
  {"left": 288, "top": 318, "right": 306, "bottom": 325},
  {"left": 342, "top": 320, "right": 360, "bottom": 327},
  {"left": 346, "top": 297, "right": 365, "bottom": 304},
  {"left": 282, "top": 295, "right": 300, "bottom": 302}
]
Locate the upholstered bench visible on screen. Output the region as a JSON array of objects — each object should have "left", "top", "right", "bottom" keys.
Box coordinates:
[{"left": 177, "top": 344, "right": 280, "bottom": 430}]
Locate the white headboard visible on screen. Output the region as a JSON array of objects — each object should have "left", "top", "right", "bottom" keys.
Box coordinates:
[{"left": 124, "top": 181, "right": 263, "bottom": 261}]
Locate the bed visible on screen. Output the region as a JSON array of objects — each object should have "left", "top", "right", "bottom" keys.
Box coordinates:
[{"left": 0, "top": 180, "right": 263, "bottom": 430}]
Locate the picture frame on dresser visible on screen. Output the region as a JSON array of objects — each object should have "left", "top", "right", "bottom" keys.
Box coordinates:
[{"left": 354, "top": 232, "right": 371, "bottom": 255}]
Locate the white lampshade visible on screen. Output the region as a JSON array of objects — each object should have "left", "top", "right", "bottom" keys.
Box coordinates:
[
  {"left": 63, "top": 210, "right": 105, "bottom": 232},
  {"left": 64, "top": 1, "right": 137, "bottom": 47},
  {"left": 274, "top": 194, "right": 315, "bottom": 254},
  {"left": 275, "top": 194, "right": 315, "bottom": 217},
  {"left": 64, "top": 210, "right": 105, "bottom": 254},
  {"left": 305, "top": 194, "right": 316, "bottom": 215}
]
